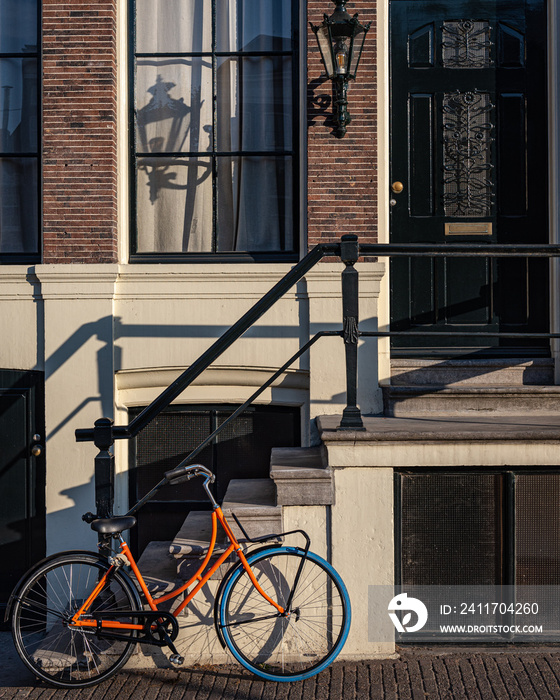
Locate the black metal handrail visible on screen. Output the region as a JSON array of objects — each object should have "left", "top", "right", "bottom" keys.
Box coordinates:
[
  {"left": 360, "top": 243, "right": 560, "bottom": 257},
  {"left": 76, "top": 235, "right": 560, "bottom": 518}
]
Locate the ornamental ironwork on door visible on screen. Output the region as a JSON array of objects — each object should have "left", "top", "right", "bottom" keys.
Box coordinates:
[
  {"left": 390, "top": 0, "right": 549, "bottom": 356},
  {"left": 441, "top": 20, "right": 493, "bottom": 68},
  {"left": 442, "top": 90, "right": 494, "bottom": 217}
]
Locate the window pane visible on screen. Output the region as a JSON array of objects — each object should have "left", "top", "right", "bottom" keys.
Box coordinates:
[
  {"left": 217, "top": 57, "right": 292, "bottom": 151},
  {"left": 136, "top": 157, "right": 213, "bottom": 252},
  {"left": 216, "top": 0, "right": 292, "bottom": 51},
  {"left": 0, "top": 0, "right": 37, "bottom": 53},
  {"left": 136, "top": 0, "right": 211, "bottom": 53},
  {"left": 0, "top": 59, "right": 38, "bottom": 153},
  {"left": 216, "top": 156, "right": 293, "bottom": 252},
  {"left": 0, "top": 158, "right": 38, "bottom": 253},
  {"left": 136, "top": 58, "right": 212, "bottom": 154}
]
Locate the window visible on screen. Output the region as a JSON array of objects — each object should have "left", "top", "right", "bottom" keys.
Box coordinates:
[
  {"left": 132, "top": 0, "right": 298, "bottom": 261},
  {"left": 0, "top": 0, "right": 39, "bottom": 260}
]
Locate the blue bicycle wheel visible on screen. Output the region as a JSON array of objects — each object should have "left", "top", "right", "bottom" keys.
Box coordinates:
[{"left": 218, "top": 546, "right": 351, "bottom": 681}]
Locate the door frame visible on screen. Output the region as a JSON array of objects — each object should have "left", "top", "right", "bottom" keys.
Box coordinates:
[{"left": 378, "top": 0, "right": 558, "bottom": 381}]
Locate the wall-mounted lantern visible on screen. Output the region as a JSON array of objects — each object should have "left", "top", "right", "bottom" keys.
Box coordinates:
[{"left": 310, "top": 0, "right": 370, "bottom": 138}]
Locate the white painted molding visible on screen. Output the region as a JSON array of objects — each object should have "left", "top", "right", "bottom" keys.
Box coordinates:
[
  {"left": 116, "top": 365, "right": 309, "bottom": 391},
  {"left": 0, "top": 268, "right": 40, "bottom": 299},
  {"left": 35, "top": 265, "right": 119, "bottom": 299}
]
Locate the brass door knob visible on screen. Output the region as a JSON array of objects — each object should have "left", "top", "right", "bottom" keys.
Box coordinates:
[
  {"left": 31, "top": 445, "right": 43, "bottom": 457},
  {"left": 391, "top": 181, "right": 404, "bottom": 194}
]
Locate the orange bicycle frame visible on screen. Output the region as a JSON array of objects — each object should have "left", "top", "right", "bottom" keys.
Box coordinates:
[{"left": 70, "top": 506, "right": 284, "bottom": 633}]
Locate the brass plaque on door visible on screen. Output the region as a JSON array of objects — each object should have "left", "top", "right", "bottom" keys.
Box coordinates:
[{"left": 445, "top": 222, "right": 493, "bottom": 236}]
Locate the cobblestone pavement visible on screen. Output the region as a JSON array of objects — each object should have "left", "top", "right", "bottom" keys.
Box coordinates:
[{"left": 3, "top": 644, "right": 560, "bottom": 699}]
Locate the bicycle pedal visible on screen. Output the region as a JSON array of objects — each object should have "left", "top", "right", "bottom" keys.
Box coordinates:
[{"left": 169, "top": 653, "right": 184, "bottom": 666}]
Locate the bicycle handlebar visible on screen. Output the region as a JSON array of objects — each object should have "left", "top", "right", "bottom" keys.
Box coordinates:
[{"left": 164, "top": 464, "right": 214, "bottom": 485}]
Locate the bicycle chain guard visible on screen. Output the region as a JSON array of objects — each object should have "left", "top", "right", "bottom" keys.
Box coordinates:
[{"left": 91, "top": 610, "right": 180, "bottom": 647}]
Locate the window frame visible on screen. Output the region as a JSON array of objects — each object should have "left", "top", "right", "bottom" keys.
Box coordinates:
[
  {"left": 0, "top": 0, "right": 41, "bottom": 265},
  {"left": 129, "top": 0, "right": 300, "bottom": 263}
]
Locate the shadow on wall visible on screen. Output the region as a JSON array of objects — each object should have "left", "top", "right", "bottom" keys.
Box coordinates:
[
  {"left": 40, "top": 312, "right": 350, "bottom": 442},
  {"left": 307, "top": 75, "right": 334, "bottom": 132}
]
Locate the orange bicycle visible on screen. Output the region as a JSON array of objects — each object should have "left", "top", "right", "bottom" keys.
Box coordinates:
[{"left": 6, "top": 464, "right": 351, "bottom": 688}]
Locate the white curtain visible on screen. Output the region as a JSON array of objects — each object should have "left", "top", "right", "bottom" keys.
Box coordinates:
[{"left": 136, "top": 0, "right": 293, "bottom": 254}]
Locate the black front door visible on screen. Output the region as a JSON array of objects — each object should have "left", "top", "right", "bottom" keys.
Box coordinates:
[
  {"left": 0, "top": 370, "right": 45, "bottom": 611},
  {"left": 390, "top": 0, "right": 549, "bottom": 356}
]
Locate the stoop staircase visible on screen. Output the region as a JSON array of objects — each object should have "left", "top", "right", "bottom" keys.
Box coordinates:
[
  {"left": 133, "top": 445, "right": 333, "bottom": 666},
  {"left": 383, "top": 358, "right": 560, "bottom": 415}
]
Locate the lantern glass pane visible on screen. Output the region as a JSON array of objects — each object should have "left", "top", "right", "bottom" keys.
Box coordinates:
[
  {"left": 348, "top": 27, "right": 368, "bottom": 78},
  {"left": 315, "top": 25, "right": 335, "bottom": 77}
]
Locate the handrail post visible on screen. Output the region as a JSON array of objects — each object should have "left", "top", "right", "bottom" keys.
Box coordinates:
[
  {"left": 92, "top": 417, "right": 115, "bottom": 554},
  {"left": 338, "top": 235, "right": 365, "bottom": 430}
]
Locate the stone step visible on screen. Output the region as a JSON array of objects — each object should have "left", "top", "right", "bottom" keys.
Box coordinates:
[
  {"left": 136, "top": 541, "right": 179, "bottom": 607},
  {"left": 132, "top": 539, "right": 230, "bottom": 667},
  {"left": 390, "top": 358, "right": 554, "bottom": 387},
  {"left": 317, "top": 412, "right": 560, "bottom": 443},
  {"left": 221, "top": 478, "right": 283, "bottom": 540},
  {"left": 383, "top": 385, "right": 560, "bottom": 416},
  {"left": 170, "top": 479, "right": 282, "bottom": 583},
  {"left": 169, "top": 510, "right": 233, "bottom": 582},
  {"left": 270, "top": 446, "right": 333, "bottom": 506}
]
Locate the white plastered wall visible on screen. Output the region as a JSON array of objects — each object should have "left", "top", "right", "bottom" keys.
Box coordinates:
[
  {"left": 35, "top": 266, "right": 119, "bottom": 554},
  {"left": 112, "top": 262, "right": 385, "bottom": 513}
]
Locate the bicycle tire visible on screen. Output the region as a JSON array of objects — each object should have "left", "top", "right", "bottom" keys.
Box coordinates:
[
  {"left": 218, "top": 546, "right": 351, "bottom": 681},
  {"left": 11, "top": 552, "right": 140, "bottom": 688}
]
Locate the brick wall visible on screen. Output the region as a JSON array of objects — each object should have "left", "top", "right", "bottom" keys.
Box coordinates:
[
  {"left": 307, "top": 0, "right": 377, "bottom": 251},
  {"left": 42, "top": 1, "right": 118, "bottom": 263}
]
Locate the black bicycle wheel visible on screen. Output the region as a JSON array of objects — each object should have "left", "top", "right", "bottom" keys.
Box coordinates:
[
  {"left": 219, "top": 547, "right": 351, "bottom": 681},
  {"left": 11, "top": 553, "right": 140, "bottom": 688}
]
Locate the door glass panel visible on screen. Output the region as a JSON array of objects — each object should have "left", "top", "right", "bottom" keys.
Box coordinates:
[
  {"left": 0, "top": 393, "right": 27, "bottom": 603},
  {"left": 442, "top": 91, "right": 494, "bottom": 217}
]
